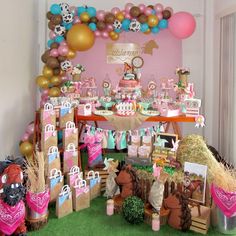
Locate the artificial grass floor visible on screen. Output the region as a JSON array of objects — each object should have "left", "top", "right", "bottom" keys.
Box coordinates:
[{"left": 29, "top": 196, "right": 225, "bottom": 236}]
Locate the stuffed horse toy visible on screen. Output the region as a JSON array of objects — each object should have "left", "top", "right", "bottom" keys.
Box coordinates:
[
  {"left": 164, "top": 191, "right": 192, "bottom": 232},
  {"left": 103, "top": 158, "right": 120, "bottom": 199},
  {"left": 115, "top": 164, "right": 141, "bottom": 199},
  {"left": 0, "top": 157, "right": 27, "bottom": 236}
]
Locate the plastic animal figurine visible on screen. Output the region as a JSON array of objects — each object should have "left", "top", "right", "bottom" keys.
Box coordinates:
[
  {"left": 164, "top": 191, "right": 192, "bottom": 232},
  {"left": 0, "top": 157, "right": 27, "bottom": 236},
  {"left": 103, "top": 158, "right": 120, "bottom": 199},
  {"left": 115, "top": 164, "right": 141, "bottom": 199}
]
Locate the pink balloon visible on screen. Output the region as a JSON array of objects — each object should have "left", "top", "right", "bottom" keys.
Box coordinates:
[
  {"left": 157, "top": 13, "right": 163, "bottom": 20},
  {"left": 122, "top": 10, "right": 126, "bottom": 15},
  {"left": 144, "top": 7, "right": 153, "bottom": 16},
  {"left": 125, "top": 3, "right": 134, "bottom": 12},
  {"left": 49, "top": 31, "right": 56, "bottom": 39},
  {"left": 40, "top": 100, "right": 46, "bottom": 107},
  {"left": 58, "top": 45, "right": 69, "bottom": 56},
  {"left": 111, "top": 7, "right": 120, "bottom": 15},
  {"left": 50, "top": 48, "right": 59, "bottom": 57},
  {"left": 138, "top": 4, "right": 146, "bottom": 13},
  {"left": 101, "top": 31, "right": 109, "bottom": 39},
  {"left": 96, "top": 10, "right": 105, "bottom": 21},
  {"left": 41, "top": 94, "right": 48, "bottom": 101},
  {"left": 60, "top": 41, "right": 67, "bottom": 47},
  {"left": 69, "top": 6, "right": 77, "bottom": 15},
  {"left": 125, "top": 13, "right": 131, "bottom": 19},
  {"left": 21, "top": 132, "right": 30, "bottom": 142},
  {"left": 42, "top": 89, "right": 49, "bottom": 96},
  {"left": 73, "top": 16, "right": 81, "bottom": 24},
  {"left": 26, "top": 123, "right": 34, "bottom": 135},
  {"left": 168, "top": 12, "right": 196, "bottom": 39},
  {"left": 106, "top": 24, "right": 114, "bottom": 32},
  {"left": 94, "top": 30, "right": 101, "bottom": 37},
  {"left": 165, "top": 7, "right": 174, "bottom": 15},
  {"left": 154, "top": 3, "right": 164, "bottom": 13}
]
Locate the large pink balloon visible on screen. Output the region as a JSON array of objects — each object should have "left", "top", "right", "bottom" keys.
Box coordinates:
[{"left": 168, "top": 12, "right": 196, "bottom": 39}]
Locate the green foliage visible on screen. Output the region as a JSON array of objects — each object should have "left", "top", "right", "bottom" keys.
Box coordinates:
[{"left": 122, "top": 196, "right": 144, "bottom": 224}]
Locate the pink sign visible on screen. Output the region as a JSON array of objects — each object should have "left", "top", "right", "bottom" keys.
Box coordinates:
[{"left": 72, "top": 30, "right": 182, "bottom": 96}]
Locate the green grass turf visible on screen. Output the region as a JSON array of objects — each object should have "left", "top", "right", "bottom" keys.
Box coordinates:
[{"left": 28, "top": 197, "right": 225, "bottom": 236}]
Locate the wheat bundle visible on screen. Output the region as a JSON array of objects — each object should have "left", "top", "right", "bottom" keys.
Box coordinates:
[{"left": 25, "top": 152, "right": 46, "bottom": 193}]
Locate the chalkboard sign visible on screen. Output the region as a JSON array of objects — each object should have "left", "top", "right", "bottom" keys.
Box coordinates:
[{"left": 157, "top": 133, "right": 178, "bottom": 148}]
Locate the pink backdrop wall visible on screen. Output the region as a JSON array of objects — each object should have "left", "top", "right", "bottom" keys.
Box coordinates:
[
  {"left": 72, "top": 29, "right": 182, "bottom": 96},
  {"left": 73, "top": 29, "right": 182, "bottom": 130}
]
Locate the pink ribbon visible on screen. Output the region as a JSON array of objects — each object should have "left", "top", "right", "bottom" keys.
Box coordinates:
[
  {"left": 26, "top": 189, "right": 50, "bottom": 214},
  {"left": 211, "top": 184, "right": 236, "bottom": 217}
]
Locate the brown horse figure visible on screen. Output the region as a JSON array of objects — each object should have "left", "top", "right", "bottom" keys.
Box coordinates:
[
  {"left": 183, "top": 174, "right": 203, "bottom": 199},
  {"left": 164, "top": 191, "right": 192, "bottom": 232},
  {"left": 115, "top": 164, "right": 141, "bottom": 199}
]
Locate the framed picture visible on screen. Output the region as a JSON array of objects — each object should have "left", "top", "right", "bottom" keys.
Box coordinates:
[
  {"left": 183, "top": 162, "right": 208, "bottom": 204},
  {"left": 156, "top": 133, "right": 178, "bottom": 148}
]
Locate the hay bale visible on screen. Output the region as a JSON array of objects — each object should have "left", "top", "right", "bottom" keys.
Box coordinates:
[{"left": 176, "top": 135, "right": 236, "bottom": 191}]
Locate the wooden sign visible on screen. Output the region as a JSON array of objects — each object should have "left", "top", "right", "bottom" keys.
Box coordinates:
[{"left": 106, "top": 43, "right": 140, "bottom": 64}]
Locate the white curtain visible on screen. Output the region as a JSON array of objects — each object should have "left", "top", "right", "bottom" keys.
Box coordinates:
[{"left": 219, "top": 13, "right": 236, "bottom": 166}]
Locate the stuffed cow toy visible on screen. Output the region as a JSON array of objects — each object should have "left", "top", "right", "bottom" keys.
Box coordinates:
[{"left": 0, "top": 157, "right": 27, "bottom": 236}]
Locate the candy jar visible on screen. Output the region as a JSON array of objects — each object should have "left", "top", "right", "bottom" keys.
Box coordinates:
[
  {"left": 106, "top": 199, "right": 114, "bottom": 216},
  {"left": 152, "top": 213, "right": 160, "bottom": 231}
]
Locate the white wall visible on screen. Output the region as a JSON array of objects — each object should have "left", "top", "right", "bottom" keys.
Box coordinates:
[{"left": 0, "top": 0, "right": 38, "bottom": 159}]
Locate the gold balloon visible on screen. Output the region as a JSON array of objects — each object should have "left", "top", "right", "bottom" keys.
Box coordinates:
[
  {"left": 50, "top": 75, "right": 62, "bottom": 86},
  {"left": 116, "top": 12, "right": 125, "bottom": 21},
  {"left": 109, "top": 31, "right": 119, "bottom": 41},
  {"left": 49, "top": 87, "right": 61, "bottom": 97},
  {"left": 67, "top": 49, "right": 76, "bottom": 59},
  {"left": 147, "top": 15, "right": 158, "bottom": 27},
  {"left": 80, "top": 12, "right": 90, "bottom": 23},
  {"left": 36, "top": 75, "right": 50, "bottom": 89},
  {"left": 144, "top": 28, "right": 151, "bottom": 35},
  {"left": 42, "top": 66, "right": 53, "bottom": 78},
  {"left": 66, "top": 24, "right": 95, "bottom": 51},
  {"left": 19, "top": 141, "right": 33, "bottom": 156}
]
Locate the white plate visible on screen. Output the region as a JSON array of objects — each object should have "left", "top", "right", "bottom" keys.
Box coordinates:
[
  {"left": 140, "top": 110, "right": 160, "bottom": 116},
  {"left": 93, "top": 110, "right": 114, "bottom": 116}
]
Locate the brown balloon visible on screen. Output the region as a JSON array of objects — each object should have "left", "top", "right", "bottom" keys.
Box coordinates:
[
  {"left": 41, "top": 50, "right": 50, "bottom": 63},
  {"left": 51, "top": 14, "right": 62, "bottom": 25},
  {"left": 53, "top": 68, "right": 61, "bottom": 75},
  {"left": 104, "top": 13, "right": 115, "bottom": 24},
  {"left": 90, "top": 17, "right": 98, "bottom": 24},
  {"left": 48, "top": 21, "right": 55, "bottom": 30},
  {"left": 58, "top": 56, "right": 67, "bottom": 62},
  {"left": 50, "top": 42, "right": 59, "bottom": 49},
  {"left": 148, "top": 5, "right": 154, "bottom": 9},
  {"left": 46, "top": 11, "right": 53, "bottom": 20},
  {"left": 130, "top": 6, "right": 141, "bottom": 18},
  {"left": 46, "top": 57, "right": 60, "bottom": 69},
  {"left": 97, "top": 21, "right": 106, "bottom": 31},
  {"left": 138, "top": 14, "right": 148, "bottom": 23},
  {"left": 162, "top": 10, "right": 171, "bottom": 19}
]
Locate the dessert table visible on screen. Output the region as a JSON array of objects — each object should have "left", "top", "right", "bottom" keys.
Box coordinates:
[{"left": 75, "top": 113, "right": 195, "bottom": 140}]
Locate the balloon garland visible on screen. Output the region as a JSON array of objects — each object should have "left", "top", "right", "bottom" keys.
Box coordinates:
[{"left": 36, "top": 2, "right": 196, "bottom": 105}]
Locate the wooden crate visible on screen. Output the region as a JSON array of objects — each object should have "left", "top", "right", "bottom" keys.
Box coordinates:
[
  {"left": 84, "top": 168, "right": 109, "bottom": 192},
  {"left": 190, "top": 205, "right": 211, "bottom": 234}
]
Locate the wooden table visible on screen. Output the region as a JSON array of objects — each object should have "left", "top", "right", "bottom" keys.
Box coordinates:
[{"left": 76, "top": 114, "right": 195, "bottom": 139}]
